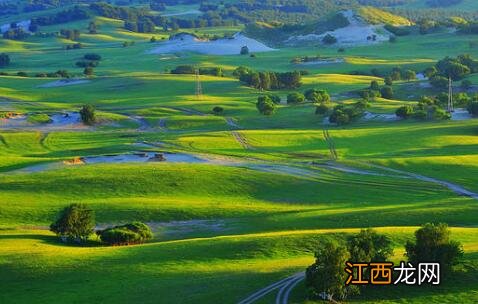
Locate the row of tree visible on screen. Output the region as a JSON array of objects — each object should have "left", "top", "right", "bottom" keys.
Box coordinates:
[
  {"left": 234, "top": 66, "right": 303, "bottom": 90},
  {"left": 306, "top": 224, "right": 463, "bottom": 301}
]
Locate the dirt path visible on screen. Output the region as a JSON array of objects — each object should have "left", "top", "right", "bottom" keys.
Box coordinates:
[
  {"left": 238, "top": 272, "right": 305, "bottom": 304},
  {"left": 231, "top": 131, "right": 255, "bottom": 150},
  {"left": 364, "top": 162, "right": 478, "bottom": 200},
  {"left": 323, "top": 129, "right": 337, "bottom": 160},
  {"left": 226, "top": 117, "right": 240, "bottom": 129},
  {"left": 158, "top": 118, "right": 167, "bottom": 131},
  {"left": 165, "top": 106, "right": 206, "bottom": 116}
]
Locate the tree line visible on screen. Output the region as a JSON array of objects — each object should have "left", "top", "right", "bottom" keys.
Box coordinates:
[{"left": 234, "top": 66, "right": 303, "bottom": 91}]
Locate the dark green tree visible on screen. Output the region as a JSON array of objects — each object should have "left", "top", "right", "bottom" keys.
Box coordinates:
[
  {"left": 380, "top": 86, "right": 394, "bottom": 99},
  {"left": 256, "top": 96, "right": 275, "bottom": 115},
  {"left": 240, "top": 45, "right": 249, "bottom": 55},
  {"left": 405, "top": 223, "right": 463, "bottom": 274},
  {"left": 79, "top": 104, "right": 96, "bottom": 125},
  {"left": 306, "top": 240, "right": 353, "bottom": 301},
  {"left": 396, "top": 105, "right": 414, "bottom": 118},
  {"left": 50, "top": 203, "right": 95, "bottom": 243},
  {"left": 287, "top": 92, "right": 305, "bottom": 104}
]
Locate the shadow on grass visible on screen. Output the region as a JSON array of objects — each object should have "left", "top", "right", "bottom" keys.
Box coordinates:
[{"left": 0, "top": 233, "right": 103, "bottom": 247}]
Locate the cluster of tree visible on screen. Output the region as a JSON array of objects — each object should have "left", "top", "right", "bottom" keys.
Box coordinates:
[
  {"left": 2, "top": 28, "right": 30, "bottom": 40},
  {"left": 60, "top": 29, "right": 80, "bottom": 41},
  {"left": 328, "top": 100, "right": 368, "bottom": 125},
  {"left": 360, "top": 80, "right": 396, "bottom": 100},
  {"left": 98, "top": 222, "right": 153, "bottom": 245},
  {"left": 426, "top": 55, "right": 478, "bottom": 88},
  {"left": 76, "top": 53, "right": 102, "bottom": 68},
  {"left": 322, "top": 34, "right": 337, "bottom": 44},
  {"left": 395, "top": 96, "right": 451, "bottom": 120},
  {"left": 79, "top": 104, "right": 96, "bottom": 125},
  {"left": 384, "top": 24, "right": 411, "bottom": 36},
  {"left": 0, "top": 69, "right": 71, "bottom": 78},
  {"left": 64, "top": 43, "right": 83, "bottom": 50},
  {"left": 0, "top": 53, "right": 10, "bottom": 67},
  {"left": 306, "top": 224, "right": 463, "bottom": 301},
  {"left": 234, "top": 66, "right": 302, "bottom": 90},
  {"left": 170, "top": 65, "right": 223, "bottom": 77},
  {"left": 32, "top": 6, "right": 90, "bottom": 26},
  {"left": 124, "top": 19, "right": 156, "bottom": 33},
  {"left": 50, "top": 203, "right": 153, "bottom": 245}
]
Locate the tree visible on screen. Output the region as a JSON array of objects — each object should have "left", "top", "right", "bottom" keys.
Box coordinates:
[
  {"left": 88, "top": 21, "right": 97, "bottom": 34},
  {"left": 240, "top": 45, "right": 249, "bottom": 55},
  {"left": 370, "top": 80, "right": 380, "bottom": 91},
  {"left": 84, "top": 53, "right": 102, "bottom": 61},
  {"left": 396, "top": 105, "right": 414, "bottom": 118},
  {"left": 405, "top": 223, "right": 463, "bottom": 274},
  {"left": 79, "top": 104, "right": 96, "bottom": 125},
  {"left": 287, "top": 92, "right": 305, "bottom": 104},
  {"left": 322, "top": 34, "right": 337, "bottom": 44},
  {"left": 384, "top": 76, "right": 393, "bottom": 86},
  {"left": 380, "top": 86, "right": 394, "bottom": 99},
  {"left": 315, "top": 103, "right": 329, "bottom": 115},
  {"left": 212, "top": 106, "right": 224, "bottom": 115},
  {"left": 404, "top": 70, "right": 416, "bottom": 81},
  {"left": 83, "top": 67, "right": 94, "bottom": 76},
  {"left": 0, "top": 53, "right": 10, "bottom": 67},
  {"left": 348, "top": 229, "right": 393, "bottom": 263},
  {"left": 256, "top": 96, "right": 275, "bottom": 115},
  {"left": 430, "top": 75, "right": 448, "bottom": 89},
  {"left": 467, "top": 101, "right": 478, "bottom": 116},
  {"left": 304, "top": 89, "right": 330, "bottom": 103},
  {"left": 50, "top": 203, "right": 95, "bottom": 243},
  {"left": 306, "top": 240, "right": 352, "bottom": 301},
  {"left": 99, "top": 222, "right": 153, "bottom": 246},
  {"left": 150, "top": 36, "right": 157, "bottom": 43}
]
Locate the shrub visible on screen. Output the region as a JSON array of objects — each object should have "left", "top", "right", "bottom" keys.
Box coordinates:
[
  {"left": 212, "top": 106, "right": 224, "bottom": 115},
  {"left": 396, "top": 105, "right": 414, "bottom": 118},
  {"left": 380, "top": 86, "right": 394, "bottom": 99},
  {"left": 315, "top": 103, "right": 329, "bottom": 115},
  {"left": 304, "top": 89, "right": 330, "bottom": 103},
  {"left": 287, "top": 92, "right": 305, "bottom": 104},
  {"left": 322, "top": 34, "right": 337, "bottom": 44},
  {"left": 406, "top": 223, "right": 463, "bottom": 274},
  {"left": 50, "top": 203, "right": 95, "bottom": 243},
  {"left": 0, "top": 53, "right": 10, "bottom": 67},
  {"left": 100, "top": 222, "right": 153, "bottom": 245},
  {"left": 84, "top": 53, "right": 102, "bottom": 61},
  {"left": 370, "top": 80, "right": 380, "bottom": 91},
  {"left": 256, "top": 95, "right": 276, "bottom": 115},
  {"left": 79, "top": 104, "right": 96, "bottom": 125},
  {"left": 240, "top": 45, "right": 249, "bottom": 55}
]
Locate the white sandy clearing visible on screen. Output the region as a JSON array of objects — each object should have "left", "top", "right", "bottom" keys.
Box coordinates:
[
  {"left": 38, "top": 79, "right": 90, "bottom": 88},
  {"left": 1, "top": 20, "right": 30, "bottom": 33},
  {"left": 287, "top": 10, "right": 390, "bottom": 46},
  {"left": 361, "top": 112, "right": 399, "bottom": 122},
  {"left": 451, "top": 108, "right": 473, "bottom": 121},
  {"left": 162, "top": 10, "right": 202, "bottom": 17},
  {"left": 147, "top": 33, "right": 276, "bottom": 55}
]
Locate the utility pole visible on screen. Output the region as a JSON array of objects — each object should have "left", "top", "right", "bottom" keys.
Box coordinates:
[
  {"left": 447, "top": 76, "right": 454, "bottom": 113},
  {"left": 195, "top": 68, "right": 202, "bottom": 100}
]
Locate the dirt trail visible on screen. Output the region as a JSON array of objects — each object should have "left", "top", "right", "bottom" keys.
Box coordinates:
[
  {"left": 226, "top": 117, "right": 240, "bottom": 129},
  {"left": 323, "top": 129, "right": 337, "bottom": 160},
  {"left": 238, "top": 272, "right": 305, "bottom": 304},
  {"left": 231, "top": 131, "right": 255, "bottom": 150},
  {"left": 158, "top": 118, "right": 168, "bottom": 131}
]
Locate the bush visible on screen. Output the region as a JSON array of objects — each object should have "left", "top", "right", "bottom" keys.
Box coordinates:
[
  {"left": 83, "top": 67, "right": 94, "bottom": 76},
  {"left": 315, "top": 103, "right": 329, "bottom": 115},
  {"left": 212, "top": 106, "right": 224, "bottom": 115},
  {"left": 396, "top": 105, "right": 414, "bottom": 118},
  {"left": 322, "top": 34, "right": 337, "bottom": 44},
  {"left": 406, "top": 223, "right": 463, "bottom": 274},
  {"left": 256, "top": 95, "right": 276, "bottom": 115},
  {"left": 380, "top": 86, "right": 394, "bottom": 99},
  {"left": 287, "top": 92, "right": 305, "bottom": 104},
  {"left": 370, "top": 80, "right": 380, "bottom": 91},
  {"left": 0, "top": 53, "right": 10, "bottom": 67},
  {"left": 84, "top": 53, "right": 102, "bottom": 61},
  {"left": 79, "top": 104, "right": 96, "bottom": 125},
  {"left": 240, "top": 45, "right": 249, "bottom": 55},
  {"left": 468, "top": 101, "right": 478, "bottom": 116},
  {"left": 305, "top": 89, "right": 330, "bottom": 103},
  {"left": 50, "top": 203, "right": 95, "bottom": 243},
  {"left": 384, "top": 76, "right": 393, "bottom": 86},
  {"left": 100, "top": 222, "right": 153, "bottom": 246}
]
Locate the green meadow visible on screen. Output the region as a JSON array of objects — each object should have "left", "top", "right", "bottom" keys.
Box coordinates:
[{"left": 1, "top": 3, "right": 478, "bottom": 303}]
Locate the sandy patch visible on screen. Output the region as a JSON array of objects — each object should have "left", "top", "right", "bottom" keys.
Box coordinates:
[
  {"left": 147, "top": 33, "right": 275, "bottom": 55},
  {"left": 451, "top": 108, "right": 473, "bottom": 121}
]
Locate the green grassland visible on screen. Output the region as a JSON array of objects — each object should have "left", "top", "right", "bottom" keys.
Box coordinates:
[{"left": 0, "top": 5, "right": 478, "bottom": 304}]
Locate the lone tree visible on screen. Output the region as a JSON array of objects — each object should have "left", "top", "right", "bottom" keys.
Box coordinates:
[
  {"left": 348, "top": 228, "right": 394, "bottom": 263},
  {"left": 256, "top": 95, "right": 276, "bottom": 115},
  {"left": 83, "top": 67, "right": 94, "bottom": 76},
  {"left": 212, "top": 106, "right": 224, "bottom": 115},
  {"left": 306, "top": 240, "right": 353, "bottom": 301},
  {"left": 50, "top": 203, "right": 95, "bottom": 243},
  {"left": 380, "top": 86, "right": 394, "bottom": 99},
  {"left": 88, "top": 21, "right": 97, "bottom": 34},
  {"left": 370, "top": 80, "right": 380, "bottom": 91},
  {"left": 79, "top": 104, "right": 96, "bottom": 125},
  {"left": 406, "top": 223, "right": 463, "bottom": 274},
  {"left": 322, "top": 34, "right": 337, "bottom": 44},
  {"left": 240, "top": 45, "right": 249, "bottom": 55},
  {"left": 0, "top": 53, "right": 10, "bottom": 67}
]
